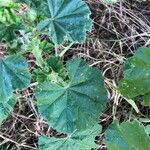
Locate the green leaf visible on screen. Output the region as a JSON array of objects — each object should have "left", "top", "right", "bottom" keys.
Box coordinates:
[
  {"left": 118, "top": 47, "right": 150, "bottom": 105},
  {"left": 16, "top": 0, "right": 48, "bottom": 19},
  {"left": 0, "top": 145, "right": 6, "bottom": 150},
  {"left": 0, "top": 96, "right": 16, "bottom": 124},
  {"left": 31, "top": 37, "right": 44, "bottom": 67},
  {"left": 39, "top": 125, "right": 100, "bottom": 150},
  {"left": 46, "top": 56, "right": 65, "bottom": 76},
  {"left": 35, "top": 58, "right": 107, "bottom": 133},
  {"left": 0, "top": 55, "right": 31, "bottom": 102},
  {"left": 0, "top": 0, "right": 13, "bottom": 7},
  {"left": 145, "top": 125, "right": 150, "bottom": 135},
  {"left": 0, "top": 7, "right": 20, "bottom": 25},
  {"left": 105, "top": 120, "right": 150, "bottom": 150},
  {"left": 142, "top": 93, "right": 150, "bottom": 106},
  {"left": 32, "top": 46, "right": 43, "bottom": 67},
  {"left": 25, "top": 9, "right": 37, "bottom": 22},
  {"left": 32, "top": 68, "right": 48, "bottom": 83},
  {"left": 37, "top": 0, "right": 92, "bottom": 44},
  {"left": 40, "top": 40, "right": 54, "bottom": 53},
  {"left": 33, "top": 57, "right": 66, "bottom": 83},
  {"left": 0, "top": 23, "right": 24, "bottom": 42}
]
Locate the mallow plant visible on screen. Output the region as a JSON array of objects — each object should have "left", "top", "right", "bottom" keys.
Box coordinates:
[
  {"left": 0, "top": 0, "right": 107, "bottom": 149},
  {"left": 0, "top": 0, "right": 149, "bottom": 149}
]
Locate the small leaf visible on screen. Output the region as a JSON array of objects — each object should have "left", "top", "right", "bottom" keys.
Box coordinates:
[
  {"left": 39, "top": 125, "right": 100, "bottom": 150},
  {"left": 40, "top": 40, "right": 54, "bottom": 53},
  {"left": 35, "top": 58, "right": 107, "bottom": 133},
  {"left": 118, "top": 47, "right": 150, "bottom": 105},
  {"left": 31, "top": 37, "right": 44, "bottom": 67},
  {"left": 0, "top": 23, "right": 24, "bottom": 42},
  {"left": 0, "top": 55, "right": 31, "bottom": 102},
  {"left": 32, "top": 46, "right": 43, "bottom": 67},
  {"left": 32, "top": 68, "right": 48, "bottom": 83},
  {"left": 105, "top": 120, "right": 150, "bottom": 150},
  {"left": 37, "top": 0, "right": 92, "bottom": 44},
  {"left": 46, "top": 56, "right": 65, "bottom": 76},
  {"left": 0, "top": 96, "right": 16, "bottom": 124},
  {"left": 33, "top": 57, "right": 66, "bottom": 83}
]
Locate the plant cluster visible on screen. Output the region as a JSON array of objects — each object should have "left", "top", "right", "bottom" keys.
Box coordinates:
[{"left": 0, "top": 0, "right": 150, "bottom": 149}]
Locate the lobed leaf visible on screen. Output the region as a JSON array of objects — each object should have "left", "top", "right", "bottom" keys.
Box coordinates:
[
  {"left": 0, "top": 96, "right": 16, "bottom": 124},
  {"left": 39, "top": 125, "right": 100, "bottom": 150},
  {"left": 0, "top": 55, "right": 31, "bottom": 102},
  {"left": 118, "top": 47, "right": 150, "bottom": 105},
  {"left": 37, "top": 0, "right": 92, "bottom": 44},
  {"left": 105, "top": 120, "right": 150, "bottom": 150},
  {"left": 35, "top": 58, "right": 107, "bottom": 133}
]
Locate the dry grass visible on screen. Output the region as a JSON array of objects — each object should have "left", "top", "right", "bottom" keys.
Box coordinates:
[{"left": 0, "top": 0, "right": 150, "bottom": 149}]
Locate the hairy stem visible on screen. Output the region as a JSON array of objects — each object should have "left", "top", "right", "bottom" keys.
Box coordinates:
[{"left": 59, "top": 42, "right": 74, "bottom": 57}]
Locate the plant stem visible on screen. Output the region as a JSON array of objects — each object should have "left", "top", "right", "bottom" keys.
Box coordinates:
[
  {"left": 55, "top": 44, "right": 58, "bottom": 56},
  {"left": 59, "top": 42, "right": 74, "bottom": 57}
]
